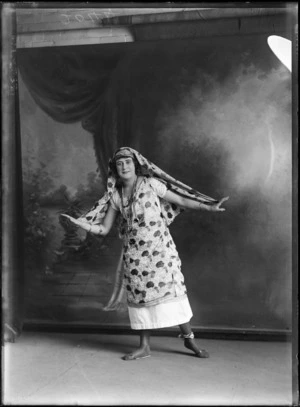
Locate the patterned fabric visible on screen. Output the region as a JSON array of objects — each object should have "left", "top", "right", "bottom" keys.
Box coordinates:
[
  {"left": 110, "top": 177, "right": 167, "bottom": 211},
  {"left": 119, "top": 176, "right": 186, "bottom": 306},
  {"left": 80, "top": 146, "right": 219, "bottom": 310}
]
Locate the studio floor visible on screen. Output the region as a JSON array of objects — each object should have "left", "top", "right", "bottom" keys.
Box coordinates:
[{"left": 3, "top": 331, "right": 292, "bottom": 406}]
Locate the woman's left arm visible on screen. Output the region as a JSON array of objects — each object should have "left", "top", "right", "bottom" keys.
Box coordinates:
[{"left": 163, "top": 190, "right": 229, "bottom": 212}]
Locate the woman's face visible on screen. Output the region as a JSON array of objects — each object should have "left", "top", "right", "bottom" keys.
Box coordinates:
[{"left": 115, "top": 157, "right": 136, "bottom": 181}]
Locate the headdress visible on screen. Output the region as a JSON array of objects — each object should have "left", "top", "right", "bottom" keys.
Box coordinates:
[{"left": 112, "top": 147, "right": 135, "bottom": 161}]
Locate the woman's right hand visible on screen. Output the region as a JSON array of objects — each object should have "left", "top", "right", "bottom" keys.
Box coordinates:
[{"left": 60, "top": 214, "right": 89, "bottom": 230}]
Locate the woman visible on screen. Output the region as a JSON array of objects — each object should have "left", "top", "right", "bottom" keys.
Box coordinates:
[{"left": 62, "top": 147, "right": 228, "bottom": 361}]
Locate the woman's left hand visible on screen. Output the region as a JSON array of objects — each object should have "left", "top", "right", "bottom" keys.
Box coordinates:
[{"left": 211, "top": 196, "right": 229, "bottom": 212}]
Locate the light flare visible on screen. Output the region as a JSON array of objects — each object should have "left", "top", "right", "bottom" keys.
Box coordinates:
[{"left": 267, "top": 36, "right": 292, "bottom": 72}]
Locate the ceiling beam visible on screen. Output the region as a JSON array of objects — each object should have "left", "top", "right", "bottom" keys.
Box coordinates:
[{"left": 15, "top": 6, "right": 295, "bottom": 49}]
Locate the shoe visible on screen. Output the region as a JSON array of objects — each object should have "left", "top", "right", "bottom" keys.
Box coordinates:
[
  {"left": 195, "top": 349, "right": 209, "bottom": 358},
  {"left": 183, "top": 337, "right": 210, "bottom": 358}
]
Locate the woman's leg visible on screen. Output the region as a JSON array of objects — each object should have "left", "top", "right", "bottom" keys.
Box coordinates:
[
  {"left": 122, "top": 329, "right": 151, "bottom": 360},
  {"left": 179, "top": 322, "right": 209, "bottom": 358}
]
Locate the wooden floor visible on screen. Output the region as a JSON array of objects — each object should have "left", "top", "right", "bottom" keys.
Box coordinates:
[{"left": 3, "top": 331, "right": 293, "bottom": 406}]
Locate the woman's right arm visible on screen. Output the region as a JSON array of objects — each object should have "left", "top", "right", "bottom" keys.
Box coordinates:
[{"left": 61, "top": 203, "right": 118, "bottom": 236}]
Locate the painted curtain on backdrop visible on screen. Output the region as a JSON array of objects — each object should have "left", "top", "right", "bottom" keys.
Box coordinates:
[{"left": 17, "top": 30, "right": 292, "bottom": 331}]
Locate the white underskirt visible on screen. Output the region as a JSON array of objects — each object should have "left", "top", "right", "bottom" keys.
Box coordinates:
[{"left": 128, "top": 296, "right": 193, "bottom": 330}]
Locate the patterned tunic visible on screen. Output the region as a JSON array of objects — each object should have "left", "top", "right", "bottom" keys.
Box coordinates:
[{"left": 110, "top": 176, "right": 187, "bottom": 308}]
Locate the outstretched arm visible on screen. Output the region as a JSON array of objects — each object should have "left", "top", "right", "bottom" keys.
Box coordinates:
[
  {"left": 60, "top": 203, "right": 118, "bottom": 236},
  {"left": 164, "top": 189, "right": 229, "bottom": 212}
]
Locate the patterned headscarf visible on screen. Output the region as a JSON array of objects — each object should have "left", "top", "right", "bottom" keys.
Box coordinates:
[{"left": 80, "top": 146, "right": 219, "bottom": 229}]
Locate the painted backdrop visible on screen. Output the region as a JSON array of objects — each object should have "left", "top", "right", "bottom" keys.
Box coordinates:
[{"left": 18, "top": 32, "right": 292, "bottom": 331}]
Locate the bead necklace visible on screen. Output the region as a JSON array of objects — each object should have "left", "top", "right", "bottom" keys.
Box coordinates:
[{"left": 121, "top": 176, "right": 138, "bottom": 230}]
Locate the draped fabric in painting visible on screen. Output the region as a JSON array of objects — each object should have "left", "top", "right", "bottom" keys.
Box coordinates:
[
  {"left": 17, "top": 45, "right": 127, "bottom": 175},
  {"left": 17, "top": 32, "right": 290, "bottom": 174}
]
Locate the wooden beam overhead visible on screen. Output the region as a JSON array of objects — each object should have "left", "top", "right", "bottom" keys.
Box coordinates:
[
  {"left": 15, "top": 6, "right": 296, "bottom": 48},
  {"left": 16, "top": 8, "right": 202, "bottom": 33}
]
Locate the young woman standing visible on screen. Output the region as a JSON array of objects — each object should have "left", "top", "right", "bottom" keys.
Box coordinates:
[{"left": 62, "top": 147, "right": 228, "bottom": 360}]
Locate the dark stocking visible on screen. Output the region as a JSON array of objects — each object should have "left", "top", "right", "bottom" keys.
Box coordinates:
[{"left": 179, "top": 322, "right": 209, "bottom": 358}]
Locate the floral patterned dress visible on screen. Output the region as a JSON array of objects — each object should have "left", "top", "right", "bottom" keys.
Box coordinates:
[{"left": 110, "top": 176, "right": 193, "bottom": 329}]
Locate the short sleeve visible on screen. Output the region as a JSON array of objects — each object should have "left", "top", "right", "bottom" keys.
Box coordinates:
[
  {"left": 110, "top": 190, "right": 121, "bottom": 211},
  {"left": 149, "top": 178, "right": 167, "bottom": 198}
]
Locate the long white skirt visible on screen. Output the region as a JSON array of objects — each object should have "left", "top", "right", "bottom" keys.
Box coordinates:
[{"left": 128, "top": 295, "right": 193, "bottom": 330}]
